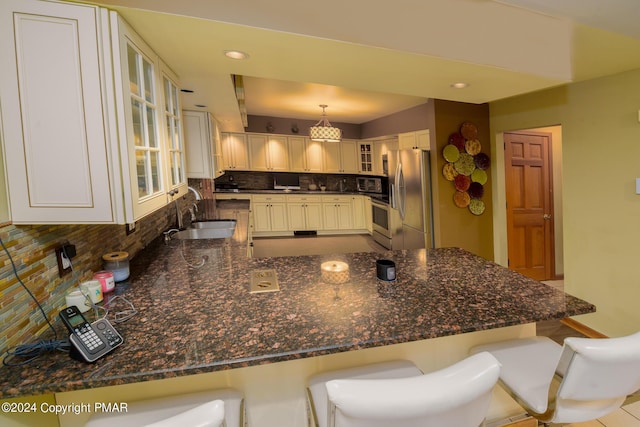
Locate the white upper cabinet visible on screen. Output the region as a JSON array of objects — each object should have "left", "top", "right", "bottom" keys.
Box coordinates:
[
  {"left": 358, "top": 142, "right": 374, "bottom": 174},
  {"left": 0, "top": 0, "right": 115, "bottom": 223},
  {"left": 221, "top": 133, "right": 250, "bottom": 170},
  {"left": 398, "top": 129, "right": 430, "bottom": 150},
  {"left": 184, "top": 110, "right": 223, "bottom": 179},
  {"left": 161, "top": 66, "right": 187, "bottom": 193},
  {"left": 288, "top": 136, "right": 324, "bottom": 172},
  {"left": 0, "top": 1, "right": 186, "bottom": 224},
  {"left": 340, "top": 140, "right": 360, "bottom": 173},
  {"left": 111, "top": 12, "right": 186, "bottom": 221},
  {"left": 323, "top": 139, "right": 358, "bottom": 174},
  {"left": 373, "top": 137, "right": 398, "bottom": 175},
  {"left": 248, "top": 134, "right": 289, "bottom": 171}
]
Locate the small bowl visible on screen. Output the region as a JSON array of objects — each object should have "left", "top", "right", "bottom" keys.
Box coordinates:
[
  {"left": 320, "top": 185, "right": 327, "bottom": 191},
  {"left": 308, "top": 184, "right": 317, "bottom": 191}
]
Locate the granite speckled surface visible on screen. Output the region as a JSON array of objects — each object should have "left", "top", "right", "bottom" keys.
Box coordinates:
[{"left": 0, "top": 224, "right": 594, "bottom": 399}]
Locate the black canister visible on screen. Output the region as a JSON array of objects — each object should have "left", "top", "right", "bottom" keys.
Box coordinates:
[{"left": 376, "top": 259, "right": 396, "bottom": 281}]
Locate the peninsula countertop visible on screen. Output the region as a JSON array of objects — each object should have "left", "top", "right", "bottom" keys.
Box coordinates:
[{"left": 0, "top": 231, "right": 595, "bottom": 399}]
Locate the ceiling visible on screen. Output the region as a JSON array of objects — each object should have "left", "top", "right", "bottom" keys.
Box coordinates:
[{"left": 89, "top": 0, "right": 640, "bottom": 132}]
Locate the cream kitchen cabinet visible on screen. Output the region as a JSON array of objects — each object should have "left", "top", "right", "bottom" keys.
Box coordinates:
[
  {"left": 0, "top": 0, "right": 116, "bottom": 223},
  {"left": 288, "top": 136, "right": 324, "bottom": 172},
  {"left": 111, "top": 12, "right": 187, "bottom": 221},
  {"left": 286, "top": 195, "right": 323, "bottom": 231},
  {"left": 351, "top": 195, "right": 368, "bottom": 230},
  {"left": 248, "top": 134, "right": 289, "bottom": 171},
  {"left": 221, "top": 133, "right": 250, "bottom": 170},
  {"left": 184, "top": 110, "right": 224, "bottom": 179},
  {"left": 322, "top": 195, "right": 353, "bottom": 230},
  {"left": 252, "top": 194, "right": 288, "bottom": 234},
  {"left": 358, "top": 143, "right": 374, "bottom": 174},
  {"left": 0, "top": 1, "right": 187, "bottom": 224},
  {"left": 323, "top": 139, "right": 359, "bottom": 174},
  {"left": 373, "top": 137, "right": 398, "bottom": 175},
  {"left": 398, "top": 129, "right": 431, "bottom": 150}
]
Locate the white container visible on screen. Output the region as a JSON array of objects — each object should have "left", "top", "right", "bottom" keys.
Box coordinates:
[
  {"left": 102, "top": 251, "right": 130, "bottom": 282},
  {"left": 80, "top": 280, "right": 103, "bottom": 303},
  {"left": 65, "top": 290, "right": 90, "bottom": 313}
]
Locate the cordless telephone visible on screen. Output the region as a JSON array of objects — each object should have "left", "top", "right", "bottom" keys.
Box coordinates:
[{"left": 59, "top": 306, "right": 123, "bottom": 362}]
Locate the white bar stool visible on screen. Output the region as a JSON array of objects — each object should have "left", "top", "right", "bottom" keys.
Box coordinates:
[
  {"left": 307, "top": 353, "right": 500, "bottom": 427},
  {"left": 86, "top": 388, "right": 245, "bottom": 427},
  {"left": 472, "top": 332, "right": 640, "bottom": 425}
]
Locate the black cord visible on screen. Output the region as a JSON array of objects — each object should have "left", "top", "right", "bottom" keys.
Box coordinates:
[{"left": 0, "top": 235, "right": 70, "bottom": 366}]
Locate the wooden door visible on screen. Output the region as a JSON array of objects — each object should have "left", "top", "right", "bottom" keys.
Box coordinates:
[{"left": 504, "top": 132, "right": 554, "bottom": 280}]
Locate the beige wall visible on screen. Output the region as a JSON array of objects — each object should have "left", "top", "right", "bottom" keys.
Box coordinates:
[
  {"left": 433, "top": 100, "right": 494, "bottom": 260},
  {"left": 490, "top": 68, "right": 640, "bottom": 336}
]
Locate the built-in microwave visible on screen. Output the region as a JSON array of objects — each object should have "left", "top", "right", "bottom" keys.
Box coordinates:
[{"left": 357, "top": 177, "right": 382, "bottom": 194}]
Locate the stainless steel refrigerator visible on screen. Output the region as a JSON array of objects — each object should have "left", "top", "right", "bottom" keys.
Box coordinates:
[{"left": 388, "top": 149, "right": 434, "bottom": 250}]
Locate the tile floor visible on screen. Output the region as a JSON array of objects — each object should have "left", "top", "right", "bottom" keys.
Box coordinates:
[{"left": 252, "top": 235, "right": 640, "bottom": 426}]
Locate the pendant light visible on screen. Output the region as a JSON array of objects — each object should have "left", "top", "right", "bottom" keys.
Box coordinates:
[{"left": 309, "top": 104, "right": 341, "bottom": 142}]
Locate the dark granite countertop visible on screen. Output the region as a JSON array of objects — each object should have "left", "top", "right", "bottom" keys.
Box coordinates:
[
  {"left": 216, "top": 189, "right": 390, "bottom": 203},
  {"left": 217, "top": 189, "right": 357, "bottom": 195},
  {"left": 0, "top": 228, "right": 594, "bottom": 399}
]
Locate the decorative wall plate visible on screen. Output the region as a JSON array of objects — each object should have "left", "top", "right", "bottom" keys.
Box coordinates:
[
  {"left": 468, "top": 182, "right": 484, "bottom": 199},
  {"left": 448, "top": 132, "right": 466, "bottom": 150},
  {"left": 474, "top": 153, "right": 490, "bottom": 170},
  {"left": 471, "top": 169, "right": 487, "bottom": 185},
  {"left": 469, "top": 199, "right": 485, "bottom": 215},
  {"left": 460, "top": 122, "right": 478, "bottom": 140},
  {"left": 465, "top": 139, "right": 482, "bottom": 155},
  {"left": 443, "top": 144, "right": 460, "bottom": 163},
  {"left": 454, "top": 153, "right": 475, "bottom": 176},
  {"left": 443, "top": 163, "right": 458, "bottom": 181},
  {"left": 454, "top": 174, "right": 471, "bottom": 191},
  {"left": 454, "top": 191, "right": 471, "bottom": 208}
]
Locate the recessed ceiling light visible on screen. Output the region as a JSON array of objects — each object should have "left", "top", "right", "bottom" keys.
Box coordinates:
[
  {"left": 450, "top": 82, "right": 469, "bottom": 89},
  {"left": 224, "top": 50, "right": 249, "bottom": 60}
]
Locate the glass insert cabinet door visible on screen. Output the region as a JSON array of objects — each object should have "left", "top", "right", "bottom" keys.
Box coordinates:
[
  {"left": 127, "top": 44, "right": 162, "bottom": 199},
  {"left": 163, "top": 74, "right": 185, "bottom": 188}
]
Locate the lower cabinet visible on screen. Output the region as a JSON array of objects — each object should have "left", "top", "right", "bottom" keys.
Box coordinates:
[
  {"left": 321, "top": 195, "right": 353, "bottom": 230},
  {"left": 352, "top": 195, "right": 367, "bottom": 231},
  {"left": 250, "top": 193, "right": 369, "bottom": 237},
  {"left": 286, "top": 195, "right": 323, "bottom": 231},
  {"left": 252, "top": 195, "right": 288, "bottom": 234}
]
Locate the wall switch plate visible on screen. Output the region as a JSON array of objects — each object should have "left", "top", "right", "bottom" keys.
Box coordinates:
[{"left": 636, "top": 178, "right": 640, "bottom": 194}]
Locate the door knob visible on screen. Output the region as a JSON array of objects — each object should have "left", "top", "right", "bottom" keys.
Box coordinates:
[{"left": 543, "top": 214, "right": 552, "bottom": 220}]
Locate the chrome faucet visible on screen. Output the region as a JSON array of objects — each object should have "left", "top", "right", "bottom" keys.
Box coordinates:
[
  {"left": 189, "top": 203, "right": 198, "bottom": 222},
  {"left": 163, "top": 228, "right": 180, "bottom": 243},
  {"left": 339, "top": 178, "right": 346, "bottom": 192},
  {"left": 167, "top": 189, "right": 183, "bottom": 230},
  {"left": 188, "top": 186, "right": 203, "bottom": 200}
]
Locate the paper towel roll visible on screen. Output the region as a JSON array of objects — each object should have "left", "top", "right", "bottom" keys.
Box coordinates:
[{"left": 321, "top": 261, "right": 350, "bottom": 284}]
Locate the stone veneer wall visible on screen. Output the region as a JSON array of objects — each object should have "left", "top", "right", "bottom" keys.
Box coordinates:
[{"left": 0, "top": 193, "right": 197, "bottom": 357}]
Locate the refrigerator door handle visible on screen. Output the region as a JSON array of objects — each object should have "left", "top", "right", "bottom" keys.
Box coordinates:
[
  {"left": 396, "top": 161, "right": 405, "bottom": 220},
  {"left": 390, "top": 183, "right": 396, "bottom": 209}
]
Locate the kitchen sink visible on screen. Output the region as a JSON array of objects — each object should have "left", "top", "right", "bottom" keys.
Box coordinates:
[
  {"left": 171, "top": 220, "right": 236, "bottom": 240},
  {"left": 191, "top": 220, "right": 236, "bottom": 230}
]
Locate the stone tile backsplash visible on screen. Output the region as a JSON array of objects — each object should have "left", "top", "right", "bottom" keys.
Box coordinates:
[{"left": 0, "top": 192, "right": 197, "bottom": 356}]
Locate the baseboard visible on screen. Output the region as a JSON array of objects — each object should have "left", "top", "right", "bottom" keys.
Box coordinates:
[{"left": 560, "top": 318, "right": 608, "bottom": 338}]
